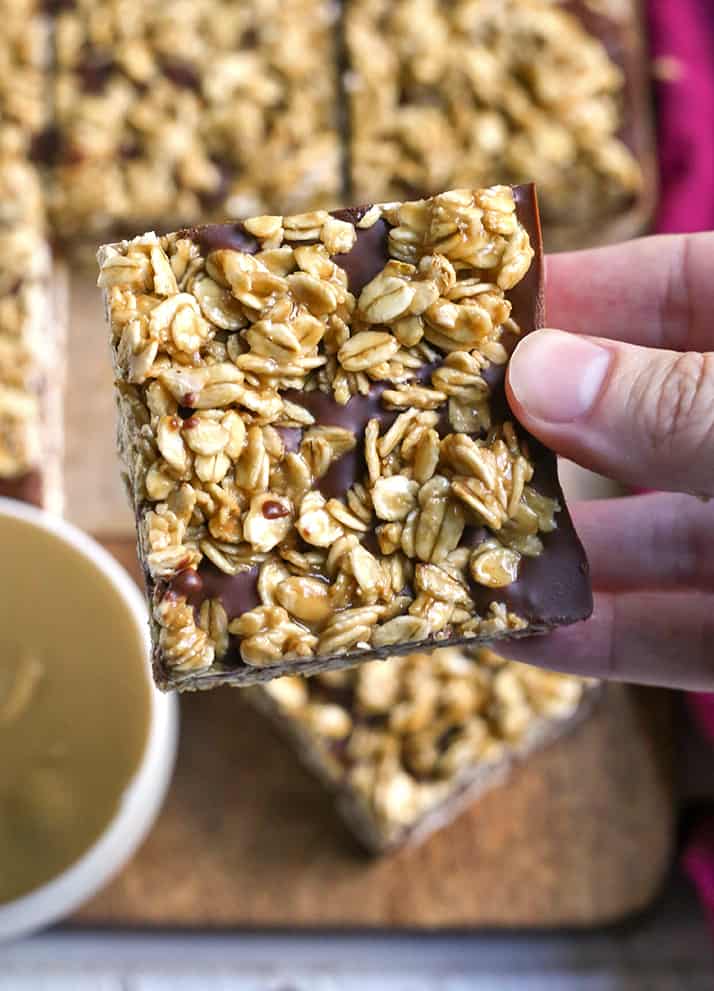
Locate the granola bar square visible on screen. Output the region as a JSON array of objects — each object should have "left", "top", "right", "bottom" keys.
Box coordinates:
[
  {"left": 50, "top": 0, "right": 341, "bottom": 241},
  {"left": 250, "top": 647, "right": 598, "bottom": 851},
  {"left": 345, "top": 0, "right": 647, "bottom": 246},
  {"left": 98, "top": 183, "right": 592, "bottom": 691}
]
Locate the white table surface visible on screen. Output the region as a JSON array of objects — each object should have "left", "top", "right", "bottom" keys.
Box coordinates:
[{"left": 0, "top": 873, "right": 712, "bottom": 990}]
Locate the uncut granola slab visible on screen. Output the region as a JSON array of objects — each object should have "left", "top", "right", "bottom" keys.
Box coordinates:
[
  {"left": 98, "top": 183, "right": 592, "bottom": 691},
  {"left": 250, "top": 647, "right": 598, "bottom": 852},
  {"left": 48, "top": 0, "right": 340, "bottom": 242},
  {"left": 0, "top": 158, "right": 64, "bottom": 512},
  {"left": 346, "top": 0, "right": 654, "bottom": 249}
]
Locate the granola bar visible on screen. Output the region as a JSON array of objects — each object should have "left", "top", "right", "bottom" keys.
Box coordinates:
[
  {"left": 98, "top": 183, "right": 592, "bottom": 691},
  {"left": 48, "top": 0, "right": 341, "bottom": 242},
  {"left": 250, "top": 647, "right": 598, "bottom": 852},
  {"left": 0, "top": 158, "right": 65, "bottom": 513},
  {"left": 345, "top": 0, "right": 653, "bottom": 249}
]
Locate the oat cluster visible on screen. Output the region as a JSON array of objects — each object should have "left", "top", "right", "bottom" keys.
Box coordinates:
[
  {"left": 50, "top": 0, "right": 340, "bottom": 238},
  {"left": 99, "top": 185, "right": 560, "bottom": 681},
  {"left": 347, "top": 0, "right": 642, "bottom": 232},
  {"left": 0, "top": 156, "right": 52, "bottom": 483},
  {"left": 256, "top": 646, "right": 592, "bottom": 844}
]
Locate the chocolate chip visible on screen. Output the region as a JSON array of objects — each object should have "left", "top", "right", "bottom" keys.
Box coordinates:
[
  {"left": 262, "top": 500, "right": 289, "bottom": 519},
  {"left": 29, "top": 126, "right": 61, "bottom": 166},
  {"left": 170, "top": 569, "right": 204, "bottom": 604},
  {"left": 78, "top": 50, "right": 115, "bottom": 94},
  {"left": 119, "top": 141, "right": 142, "bottom": 161},
  {"left": 161, "top": 57, "right": 200, "bottom": 90},
  {"left": 196, "top": 158, "right": 232, "bottom": 210}
]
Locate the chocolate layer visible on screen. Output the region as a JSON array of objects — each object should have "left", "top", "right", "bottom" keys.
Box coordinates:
[
  {"left": 169, "top": 563, "right": 261, "bottom": 621},
  {"left": 471, "top": 186, "right": 590, "bottom": 626},
  {"left": 181, "top": 224, "right": 260, "bottom": 256},
  {"left": 332, "top": 211, "right": 391, "bottom": 294}
]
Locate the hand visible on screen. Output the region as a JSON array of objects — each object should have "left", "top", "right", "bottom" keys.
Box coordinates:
[{"left": 502, "top": 233, "right": 714, "bottom": 690}]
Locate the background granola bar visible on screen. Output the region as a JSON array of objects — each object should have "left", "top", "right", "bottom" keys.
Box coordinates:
[
  {"left": 0, "top": 156, "right": 65, "bottom": 512},
  {"left": 250, "top": 646, "right": 598, "bottom": 851},
  {"left": 49, "top": 0, "right": 341, "bottom": 241},
  {"left": 0, "top": 0, "right": 653, "bottom": 250},
  {"left": 345, "top": 0, "right": 649, "bottom": 246}
]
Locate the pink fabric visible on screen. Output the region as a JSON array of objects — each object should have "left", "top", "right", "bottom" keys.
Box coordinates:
[
  {"left": 647, "top": 0, "right": 714, "bottom": 930},
  {"left": 649, "top": 0, "right": 714, "bottom": 234},
  {"left": 686, "top": 690, "right": 714, "bottom": 918},
  {"left": 689, "top": 692, "right": 714, "bottom": 745},
  {"left": 684, "top": 821, "right": 714, "bottom": 933}
]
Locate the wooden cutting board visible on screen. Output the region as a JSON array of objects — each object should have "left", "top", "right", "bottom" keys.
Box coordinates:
[{"left": 69, "top": 537, "right": 674, "bottom": 930}]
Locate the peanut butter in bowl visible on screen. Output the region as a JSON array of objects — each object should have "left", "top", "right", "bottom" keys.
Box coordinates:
[{"left": 0, "top": 499, "right": 177, "bottom": 937}]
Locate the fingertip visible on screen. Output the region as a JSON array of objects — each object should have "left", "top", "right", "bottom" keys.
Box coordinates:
[
  {"left": 507, "top": 329, "right": 611, "bottom": 426},
  {"left": 496, "top": 613, "right": 605, "bottom": 680}
]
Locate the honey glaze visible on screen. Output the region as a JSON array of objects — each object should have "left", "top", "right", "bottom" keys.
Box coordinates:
[{"left": 0, "top": 514, "right": 151, "bottom": 904}]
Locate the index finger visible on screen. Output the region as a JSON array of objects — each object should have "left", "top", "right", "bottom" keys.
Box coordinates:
[
  {"left": 546, "top": 232, "right": 714, "bottom": 352},
  {"left": 503, "top": 591, "right": 714, "bottom": 691}
]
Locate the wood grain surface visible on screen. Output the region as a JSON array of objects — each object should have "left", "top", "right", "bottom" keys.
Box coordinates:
[
  {"left": 71, "top": 538, "right": 674, "bottom": 930},
  {"left": 65, "top": 272, "right": 133, "bottom": 535}
]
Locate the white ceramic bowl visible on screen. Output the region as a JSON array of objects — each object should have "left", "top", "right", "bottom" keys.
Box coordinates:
[{"left": 0, "top": 498, "right": 179, "bottom": 943}]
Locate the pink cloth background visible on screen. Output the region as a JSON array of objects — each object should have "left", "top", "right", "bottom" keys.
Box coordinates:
[
  {"left": 649, "top": 0, "right": 714, "bottom": 234},
  {"left": 647, "top": 0, "right": 714, "bottom": 929}
]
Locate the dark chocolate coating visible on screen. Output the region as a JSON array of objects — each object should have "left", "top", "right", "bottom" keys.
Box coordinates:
[
  {"left": 283, "top": 383, "right": 397, "bottom": 500},
  {"left": 168, "top": 562, "right": 260, "bottom": 621},
  {"left": 274, "top": 426, "right": 302, "bottom": 453},
  {"left": 182, "top": 223, "right": 260, "bottom": 255},
  {"left": 466, "top": 185, "right": 591, "bottom": 627},
  {"left": 332, "top": 211, "right": 391, "bottom": 294}
]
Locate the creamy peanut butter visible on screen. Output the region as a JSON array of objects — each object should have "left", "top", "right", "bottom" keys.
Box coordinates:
[{"left": 0, "top": 513, "right": 151, "bottom": 904}]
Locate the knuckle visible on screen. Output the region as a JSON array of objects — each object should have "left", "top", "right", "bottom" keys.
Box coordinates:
[{"left": 646, "top": 351, "right": 714, "bottom": 456}]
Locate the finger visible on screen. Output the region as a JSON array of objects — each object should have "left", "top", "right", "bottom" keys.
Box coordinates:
[
  {"left": 507, "top": 329, "right": 714, "bottom": 495},
  {"left": 572, "top": 493, "right": 714, "bottom": 592},
  {"left": 503, "top": 591, "right": 714, "bottom": 691},
  {"left": 546, "top": 232, "right": 714, "bottom": 351}
]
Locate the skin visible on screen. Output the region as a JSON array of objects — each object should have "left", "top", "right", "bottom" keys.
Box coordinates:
[{"left": 503, "top": 232, "right": 714, "bottom": 690}]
